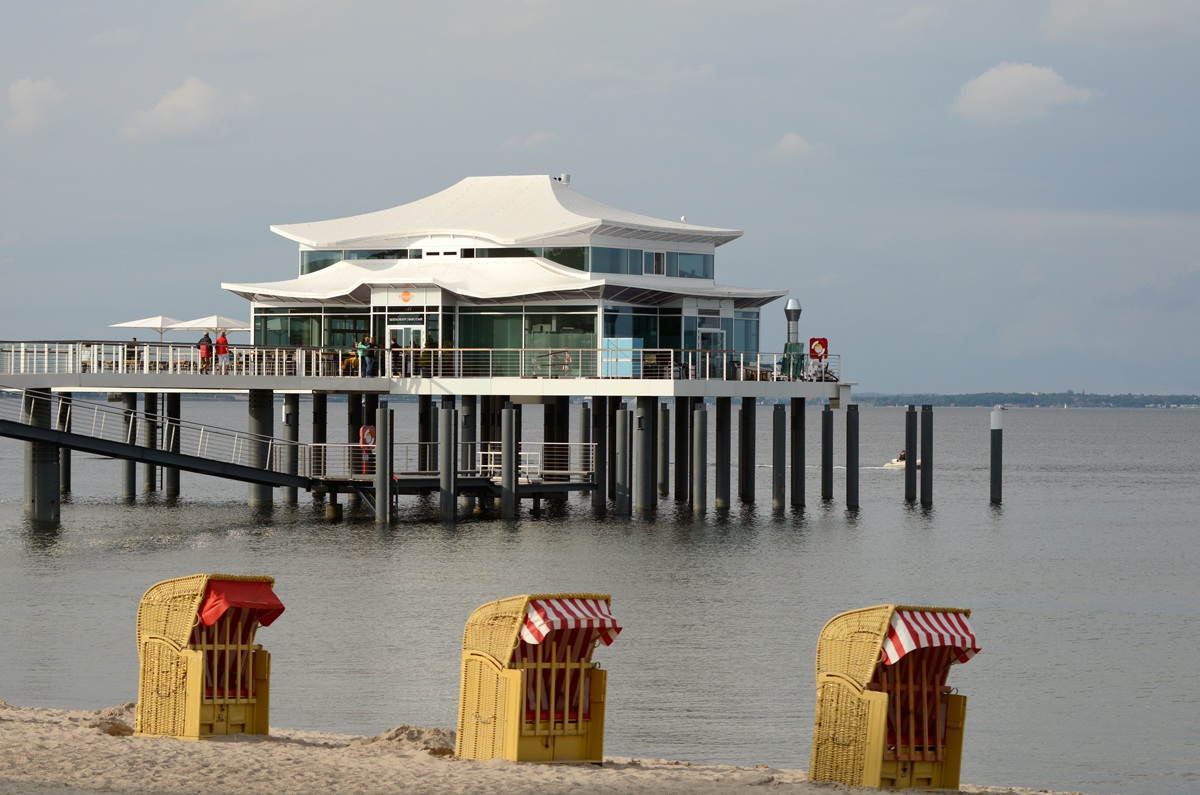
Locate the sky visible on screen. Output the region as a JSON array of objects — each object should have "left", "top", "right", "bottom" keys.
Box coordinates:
[{"left": 3, "top": 1, "right": 1198, "bottom": 394}]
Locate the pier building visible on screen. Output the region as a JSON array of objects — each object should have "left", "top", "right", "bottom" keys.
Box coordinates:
[{"left": 1, "top": 174, "right": 855, "bottom": 522}]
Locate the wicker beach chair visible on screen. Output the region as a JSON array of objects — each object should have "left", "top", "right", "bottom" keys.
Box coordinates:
[
  {"left": 809, "top": 604, "right": 980, "bottom": 789},
  {"left": 456, "top": 593, "right": 621, "bottom": 762},
  {"left": 134, "top": 574, "right": 285, "bottom": 740}
]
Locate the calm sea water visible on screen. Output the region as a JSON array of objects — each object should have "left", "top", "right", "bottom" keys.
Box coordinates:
[{"left": 1, "top": 400, "right": 1198, "bottom": 795}]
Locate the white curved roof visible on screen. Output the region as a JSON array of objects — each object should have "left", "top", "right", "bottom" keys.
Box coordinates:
[
  {"left": 223, "top": 257, "right": 785, "bottom": 309},
  {"left": 270, "top": 175, "right": 743, "bottom": 248}
]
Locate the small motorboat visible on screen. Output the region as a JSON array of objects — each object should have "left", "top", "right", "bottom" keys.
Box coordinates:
[{"left": 884, "top": 458, "right": 920, "bottom": 469}]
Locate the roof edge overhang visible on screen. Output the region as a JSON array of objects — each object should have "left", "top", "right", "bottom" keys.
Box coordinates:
[{"left": 271, "top": 222, "right": 741, "bottom": 250}]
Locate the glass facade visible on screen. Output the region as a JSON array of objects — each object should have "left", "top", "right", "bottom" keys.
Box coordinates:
[
  {"left": 591, "top": 247, "right": 644, "bottom": 275},
  {"left": 678, "top": 252, "right": 714, "bottom": 279},
  {"left": 301, "top": 248, "right": 422, "bottom": 274},
  {"left": 543, "top": 247, "right": 588, "bottom": 271}
]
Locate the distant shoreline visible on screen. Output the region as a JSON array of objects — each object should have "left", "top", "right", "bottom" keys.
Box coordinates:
[{"left": 855, "top": 391, "right": 1200, "bottom": 409}]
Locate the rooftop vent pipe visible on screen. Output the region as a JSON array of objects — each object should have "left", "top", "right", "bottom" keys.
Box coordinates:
[
  {"left": 559, "top": 174, "right": 571, "bottom": 186},
  {"left": 785, "top": 299, "right": 802, "bottom": 344}
]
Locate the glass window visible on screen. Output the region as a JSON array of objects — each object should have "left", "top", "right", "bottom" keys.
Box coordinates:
[
  {"left": 408, "top": 249, "right": 423, "bottom": 259},
  {"left": 256, "top": 316, "right": 320, "bottom": 347},
  {"left": 323, "top": 315, "right": 370, "bottom": 348},
  {"left": 632, "top": 314, "right": 657, "bottom": 347},
  {"left": 628, "top": 249, "right": 643, "bottom": 275},
  {"left": 475, "top": 247, "right": 542, "bottom": 258},
  {"left": 678, "top": 252, "right": 710, "bottom": 279},
  {"left": 645, "top": 251, "right": 665, "bottom": 275},
  {"left": 735, "top": 310, "right": 759, "bottom": 319},
  {"left": 460, "top": 248, "right": 475, "bottom": 258},
  {"left": 659, "top": 316, "right": 682, "bottom": 349},
  {"left": 458, "top": 306, "right": 522, "bottom": 313},
  {"left": 684, "top": 315, "right": 697, "bottom": 350},
  {"left": 591, "top": 247, "right": 626, "bottom": 274},
  {"left": 543, "top": 247, "right": 588, "bottom": 271},
  {"left": 525, "top": 313, "right": 597, "bottom": 349},
  {"left": 666, "top": 251, "right": 678, "bottom": 277},
  {"left": 344, "top": 249, "right": 409, "bottom": 260},
  {"left": 734, "top": 318, "right": 760, "bottom": 352},
  {"left": 524, "top": 304, "right": 597, "bottom": 313},
  {"left": 698, "top": 316, "right": 722, "bottom": 329},
  {"left": 300, "top": 250, "right": 344, "bottom": 275},
  {"left": 603, "top": 313, "right": 632, "bottom": 339},
  {"left": 459, "top": 313, "right": 523, "bottom": 349}
]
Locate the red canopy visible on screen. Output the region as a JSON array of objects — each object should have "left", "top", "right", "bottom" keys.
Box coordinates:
[{"left": 198, "top": 579, "right": 285, "bottom": 627}]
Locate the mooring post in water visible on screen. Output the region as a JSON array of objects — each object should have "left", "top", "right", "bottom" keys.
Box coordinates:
[
  {"left": 790, "top": 397, "right": 805, "bottom": 509},
  {"left": 920, "top": 404, "right": 933, "bottom": 506},
  {"left": 501, "top": 403, "right": 517, "bottom": 518},
  {"left": 674, "top": 396, "right": 689, "bottom": 499},
  {"left": 615, "top": 408, "right": 631, "bottom": 514},
  {"left": 121, "top": 393, "right": 137, "bottom": 500},
  {"left": 326, "top": 487, "right": 342, "bottom": 521},
  {"left": 634, "top": 396, "right": 653, "bottom": 513},
  {"left": 608, "top": 398, "right": 619, "bottom": 501},
  {"left": 692, "top": 405, "right": 708, "bottom": 514},
  {"left": 821, "top": 403, "right": 833, "bottom": 500},
  {"left": 579, "top": 400, "right": 591, "bottom": 501},
  {"left": 991, "top": 405, "right": 1003, "bottom": 504},
  {"left": 418, "top": 394, "right": 432, "bottom": 472},
  {"left": 439, "top": 405, "right": 455, "bottom": 521},
  {"left": 772, "top": 404, "right": 786, "bottom": 510},
  {"left": 377, "top": 401, "right": 392, "bottom": 523},
  {"left": 905, "top": 405, "right": 917, "bottom": 502},
  {"left": 738, "top": 397, "right": 756, "bottom": 502},
  {"left": 846, "top": 404, "right": 860, "bottom": 510}
]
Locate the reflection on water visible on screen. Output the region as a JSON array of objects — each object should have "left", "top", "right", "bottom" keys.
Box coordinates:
[{"left": 2, "top": 403, "right": 1199, "bottom": 795}]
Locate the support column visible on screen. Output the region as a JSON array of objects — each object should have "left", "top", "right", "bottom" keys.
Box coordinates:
[
  {"left": 141, "top": 392, "right": 158, "bottom": 492},
  {"left": 461, "top": 395, "right": 477, "bottom": 513},
  {"left": 282, "top": 393, "right": 299, "bottom": 504},
  {"left": 23, "top": 388, "right": 59, "bottom": 522},
  {"left": 905, "top": 404, "right": 918, "bottom": 502},
  {"left": 772, "top": 404, "right": 786, "bottom": 510},
  {"left": 846, "top": 404, "right": 859, "bottom": 510},
  {"left": 674, "top": 396, "right": 689, "bottom": 499},
  {"left": 657, "top": 402, "right": 670, "bottom": 497},
  {"left": 634, "top": 396, "right": 654, "bottom": 513},
  {"left": 614, "top": 408, "right": 631, "bottom": 514},
  {"left": 921, "top": 404, "right": 933, "bottom": 507},
  {"left": 607, "top": 398, "right": 619, "bottom": 500},
  {"left": 417, "top": 394, "right": 431, "bottom": 472},
  {"left": 790, "top": 398, "right": 805, "bottom": 509},
  {"left": 311, "top": 393, "right": 327, "bottom": 485},
  {"left": 738, "top": 397, "right": 756, "bottom": 502},
  {"left": 348, "top": 393, "right": 363, "bottom": 490},
  {"left": 164, "top": 393, "right": 180, "bottom": 497},
  {"left": 121, "top": 393, "right": 137, "bottom": 500},
  {"left": 821, "top": 404, "right": 833, "bottom": 500},
  {"left": 579, "top": 401, "right": 591, "bottom": 501},
  {"left": 501, "top": 403, "right": 517, "bottom": 519},
  {"left": 715, "top": 397, "right": 731, "bottom": 509},
  {"left": 376, "top": 401, "right": 392, "bottom": 523},
  {"left": 248, "top": 389, "right": 274, "bottom": 507},
  {"left": 591, "top": 395, "right": 607, "bottom": 509},
  {"left": 440, "top": 406, "right": 456, "bottom": 521},
  {"left": 692, "top": 404, "right": 708, "bottom": 514},
  {"left": 991, "top": 406, "right": 1003, "bottom": 505},
  {"left": 57, "top": 393, "right": 71, "bottom": 495}
]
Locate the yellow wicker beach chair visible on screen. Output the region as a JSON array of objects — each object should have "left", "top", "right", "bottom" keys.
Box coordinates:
[
  {"left": 455, "top": 593, "right": 622, "bottom": 763},
  {"left": 809, "top": 604, "right": 980, "bottom": 789},
  {"left": 134, "top": 574, "right": 285, "bottom": 740}
]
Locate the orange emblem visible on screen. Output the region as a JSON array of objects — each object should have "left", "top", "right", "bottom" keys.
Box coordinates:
[{"left": 400, "top": 291, "right": 413, "bottom": 303}]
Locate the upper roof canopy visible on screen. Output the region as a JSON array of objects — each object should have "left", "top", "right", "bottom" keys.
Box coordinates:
[{"left": 271, "top": 175, "right": 743, "bottom": 249}]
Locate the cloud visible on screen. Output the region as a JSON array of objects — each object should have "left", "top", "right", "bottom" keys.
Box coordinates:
[
  {"left": 950, "top": 63, "right": 1100, "bottom": 124},
  {"left": 1042, "top": 0, "right": 1200, "bottom": 43},
  {"left": 8, "top": 78, "right": 65, "bottom": 133},
  {"left": 774, "top": 132, "right": 814, "bottom": 157},
  {"left": 501, "top": 131, "right": 555, "bottom": 151},
  {"left": 880, "top": 5, "right": 944, "bottom": 33},
  {"left": 569, "top": 62, "right": 715, "bottom": 101},
  {"left": 121, "top": 77, "right": 255, "bottom": 142}
]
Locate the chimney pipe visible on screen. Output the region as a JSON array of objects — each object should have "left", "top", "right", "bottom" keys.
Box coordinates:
[
  {"left": 559, "top": 173, "right": 570, "bottom": 186},
  {"left": 785, "top": 299, "right": 802, "bottom": 344}
]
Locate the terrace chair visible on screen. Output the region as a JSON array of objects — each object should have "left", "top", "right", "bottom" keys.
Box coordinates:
[
  {"left": 134, "top": 574, "right": 285, "bottom": 740},
  {"left": 456, "top": 593, "right": 621, "bottom": 762},
  {"left": 809, "top": 604, "right": 980, "bottom": 789}
]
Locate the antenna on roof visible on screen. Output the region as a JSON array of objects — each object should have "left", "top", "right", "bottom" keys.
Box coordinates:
[
  {"left": 681, "top": 216, "right": 686, "bottom": 223},
  {"left": 557, "top": 174, "right": 571, "bottom": 186}
]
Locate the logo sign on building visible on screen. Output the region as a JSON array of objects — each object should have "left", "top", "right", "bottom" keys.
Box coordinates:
[{"left": 372, "top": 286, "right": 438, "bottom": 306}]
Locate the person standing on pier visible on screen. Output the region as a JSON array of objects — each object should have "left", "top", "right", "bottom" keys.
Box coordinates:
[
  {"left": 364, "top": 336, "right": 377, "bottom": 377},
  {"left": 215, "top": 330, "right": 230, "bottom": 375},
  {"left": 198, "top": 332, "right": 213, "bottom": 374},
  {"left": 356, "top": 335, "right": 368, "bottom": 377}
]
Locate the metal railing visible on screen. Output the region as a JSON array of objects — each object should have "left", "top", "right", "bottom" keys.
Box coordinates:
[
  {"left": 0, "top": 387, "right": 298, "bottom": 476},
  {"left": 302, "top": 440, "right": 596, "bottom": 483},
  {"left": 0, "top": 341, "right": 840, "bottom": 383}
]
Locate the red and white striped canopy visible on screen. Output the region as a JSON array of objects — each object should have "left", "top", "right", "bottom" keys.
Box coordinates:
[
  {"left": 520, "top": 598, "right": 622, "bottom": 646},
  {"left": 881, "top": 609, "right": 980, "bottom": 666}
]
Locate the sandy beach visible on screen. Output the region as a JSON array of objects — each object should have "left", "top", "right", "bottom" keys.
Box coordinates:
[{"left": 0, "top": 701, "right": 1099, "bottom": 795}]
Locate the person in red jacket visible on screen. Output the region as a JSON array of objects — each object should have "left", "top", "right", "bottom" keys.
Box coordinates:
[{"left": 215, "top": 331, "right": 230, "bottom": 374}]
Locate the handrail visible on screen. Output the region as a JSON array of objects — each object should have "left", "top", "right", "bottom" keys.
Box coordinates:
[{"left": 0, "top": 341, "right": 840, "bottom": 383}]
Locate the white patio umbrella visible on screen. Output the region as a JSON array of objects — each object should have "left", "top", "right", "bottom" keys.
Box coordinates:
[
  {"left": 167, "top": 315, "right": 252, "bottom": 334},
  {"left": 109, "top": 315, "right": 185, "bottom": 342}
]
